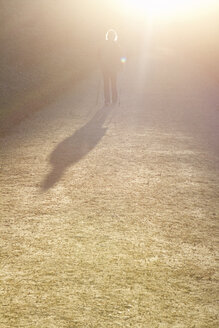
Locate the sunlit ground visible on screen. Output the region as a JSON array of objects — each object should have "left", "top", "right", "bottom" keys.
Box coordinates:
[{"left": 0, "top": 52, "right": 218, "bottom": 327}]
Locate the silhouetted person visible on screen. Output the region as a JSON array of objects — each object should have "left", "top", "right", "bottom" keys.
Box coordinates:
[{"left": 100, "top": 29, "right": 122, "bottom": 106}]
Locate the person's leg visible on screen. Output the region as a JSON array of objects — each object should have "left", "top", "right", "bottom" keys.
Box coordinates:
[
  {"left": 111, "top": 72, "right": 118, "bottom": 104},
  {"left": 103, "top": 72, "right": 110, "bottom": 105}
]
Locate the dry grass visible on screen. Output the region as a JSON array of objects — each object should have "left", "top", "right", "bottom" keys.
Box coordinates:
[{"left": 0, "top": 59, "right": 219, "bottom": 327}]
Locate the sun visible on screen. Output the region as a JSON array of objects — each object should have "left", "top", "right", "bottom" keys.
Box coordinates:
[{"left": 122, "top": 0, "right": 211, "bottom": 20}]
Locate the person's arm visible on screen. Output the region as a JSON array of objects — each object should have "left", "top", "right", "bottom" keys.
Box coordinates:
[{"left": 117, "top": 43, "right": 126, "bottom": 71}]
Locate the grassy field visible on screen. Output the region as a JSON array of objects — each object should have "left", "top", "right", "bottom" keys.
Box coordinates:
[
  {"left": 0, "top": 56, "right": 218, "bottom": 327},
  {"left": 0, "top": 66, "right": 90, "bottom": 137}
]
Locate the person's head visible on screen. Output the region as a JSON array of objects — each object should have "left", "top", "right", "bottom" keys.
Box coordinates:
[{"left": 106, "top": 29, "right": 118, "bottom": 42}]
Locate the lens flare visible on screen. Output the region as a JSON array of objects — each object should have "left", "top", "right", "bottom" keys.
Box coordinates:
[{"left": 121, "top": 57, "right": 127, "bottom": 64}]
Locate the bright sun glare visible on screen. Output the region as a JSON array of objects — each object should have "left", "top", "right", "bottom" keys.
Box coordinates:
[{"left": 124, "top": 0, "right": 212, "bottom": 19}]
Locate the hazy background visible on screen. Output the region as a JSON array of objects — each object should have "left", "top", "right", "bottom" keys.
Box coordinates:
[{"left": 0, "top": 0, "right": 218, "bottom": 134}]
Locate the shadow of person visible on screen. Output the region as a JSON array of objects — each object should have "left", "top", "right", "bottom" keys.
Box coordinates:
[{"left": 41, "top": 105, "right": 112, "bottom": 191}]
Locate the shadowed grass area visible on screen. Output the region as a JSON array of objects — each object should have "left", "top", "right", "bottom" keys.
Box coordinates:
[
  {"left": 0, "top": 65, "right": 92, "bottom": 136},
  {"left": 41, "top": 105, "right": 112, "bottom": 190},
  {"left": 0, "top": 0, "right": 100, "bottom": 136}
]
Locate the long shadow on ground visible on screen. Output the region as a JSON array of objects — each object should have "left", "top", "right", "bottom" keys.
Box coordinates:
[{"left": 41, "top": 105, "right": 112, "bottom": 191}]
